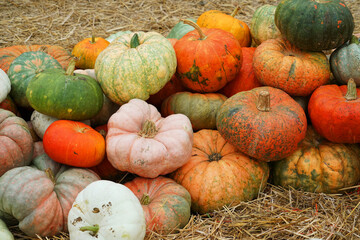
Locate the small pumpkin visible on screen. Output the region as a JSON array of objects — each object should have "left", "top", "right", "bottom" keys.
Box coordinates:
[
  {"left": 0, "top": 69, "right": 11, "bottom": 103},
  {"left": 166, "top": 18, "right": 196, "bottom": 40}
]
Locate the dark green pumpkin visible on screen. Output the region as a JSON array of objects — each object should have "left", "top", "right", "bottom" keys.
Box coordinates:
[
  {"left": 275, "top": 0, "right": 354, "bottom": 51},
  {"left": 166, "top": 18, "right": 196, "bottom": 39},
  {"left": 26, "top": 59, "right": 103, "bottom": 120},
  {"left": 8, "top": 51, "right": 62, "bottom": 108}
]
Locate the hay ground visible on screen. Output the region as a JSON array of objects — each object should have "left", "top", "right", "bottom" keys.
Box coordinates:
[{"left": 1, "top": 0, "right": 360, "bottom": 239}]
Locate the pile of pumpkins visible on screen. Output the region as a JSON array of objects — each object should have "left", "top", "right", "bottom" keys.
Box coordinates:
[{"left": 0, "top": 0, "right": 359, "bottom": 239}]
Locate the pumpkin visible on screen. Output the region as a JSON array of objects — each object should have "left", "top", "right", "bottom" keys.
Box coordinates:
[
  {"left": 216, "top": 87, "right": 307, "bottom": 162},
  {"left": 95, "top": 32, "right": 177, "bottom": 105},
  {"left": 275, "top": 0, "right": 354, "bottom": 51},
  {"left": 161, "top": 92, "right": 227, "bottom": 131},
  {"left": 197, "top": 7, "right": 251, "bottom": 47},
  {"left": 26, "top": 121, "right": 40, "bottom": 142},
  {"left": 250, "top": 4, "right": 281, "bottom": 46},
  {"left": 272, "top": 126, "right": 360, "bottom": 193},
  {"left": 174, "top": 20, "right": 242, "bottom": 93},
  {"left": 107, "top": 99, "right": 193, "bottom": 178},
  {"left": 166, "top": 18, "right": 196, "bottom": 40},
  {"left": 43, "top": 120, "right": 105, "bottom": 168},
  {"left": 106, "top": 30, "right": 133, "bottom": 43},
  {"left": 0, "top": 69, "right": 11, "bottom": 103},
  {"left": 0, "top": 153, "right": 100, "bottom": 237},
  {"left": 32, "top": 141, "right": 45, "bottom": 159},
  {"left": 26, "top": 58, "right": 104, "bottom": 120},
  {"left": 171, "top": 129, "right": 269, "bottom": 214},
  {"left": 0, "top": 96, "right": 19, "bottom": 116},
  {"left": 72, "top": 36, "right": 110, "bottom": 69},
  {"left": 7, "top": 51, "right": 63, "bottom": 108},
  {"left": 73, "top": 68, "right": 96, "bottom": 79},
  {"left": 68, "top": 180, "right": 146, "bottom": 240},
  {"left": 0, "top": 45, "right": 71, "bottom": 73},
  {"left": 330, "top": 35, "right": 360, "bottom": 86},
  {"left": 308, "top": 79, "right": 360, "bottom": 143},
  {"left": 219, "top": 47, "right": 262, "bottom": 97},
  {"left": 253, "top": 38, "right": 331, "bottom": 96},
  {"left": 0, "top": 219, "right": 14, "bottom": 240},
  {"left": 0, "top": 109, "right": 33, "bottom": 176},
  {"left": 125, "top": 176, "right": 191, "bottom": 234}
]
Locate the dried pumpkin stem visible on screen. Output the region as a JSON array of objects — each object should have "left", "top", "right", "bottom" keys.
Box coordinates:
[
  {"left": 180, "top": 19, "right": 207, "bottom": 40},
  {"left": 65, "top": 57, "right": 78, "bottom": 76},
  {"left": 345, "top": 79, "right": 357, "bottom": 101},
  {"left": 209, "top": 153, "right": 222, "bottom": 162},
  {"left": 231, "top": 6, "right": 240, "bottom": 17},
  {"left": 257, "top": 91, "right": 271, "bottom": 112},
  {"left": 80, "top": 224, "right": 99, "bottom": 236},
  {"left": 350, "top": 35, "right": 359, "bottom": 45},
  {"left": 130, "top": 33, "right": 140, "bottom": 48},
  {"left": 140, "top": 193, "right": 151, "bottom": 205},
  {"left": 138, "top": 120, "right": 158, "bottom": 138},
  {"left": 45, "top": 168, "right": 56, "bottom": 184}
]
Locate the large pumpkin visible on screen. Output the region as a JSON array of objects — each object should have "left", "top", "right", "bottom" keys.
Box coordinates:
[
  {"left": 0, "top": 153, "right": 100, "bottom": 237},
  {"left": 125, "top": 176, "right": 191, "bottom": 234},
  {"left": 272, "top": 126, "right": 360, "bottom": 193},
  {"left": 106, "top": 99, "right": 193, "bottom": 178},
  {"left": 253, "top": 38, "right": 331, "bottom": 96},
  {"left": 95, "top": 32, "right": 177, "bottom": 105},
  {"left": 171, "top": 129, "right": 269, "bottom": 214},
  {"left": 216, "top": 86, "right": 307, "bottom": 161},
  {"left": 275, "top": 0, "right": 354, "bottom": 51}
]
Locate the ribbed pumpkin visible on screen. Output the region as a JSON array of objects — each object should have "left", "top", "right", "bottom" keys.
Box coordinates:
[
  {"left": 171, "top": 129, "right": 269, "bottom": 214},
  {"left": 161, "top": 92, "right": 227, "bottom": 131},
  {"left": 26, "top": 58, "right": 104, "bottom": 120},
  {"left": 0, "top": 45, "right": 71, "bottom": 73},
  {"left": 95, "top": 32, "right": 177, "bottom": 105},
  {"left": 275, "top": 0, "right": 354, "bottom": 51},
  {"left": 308, "top": 79, "right": 360, "bottom": 143},
  {"left": 166, "top": 18, "right": 196, "bottom": 39},
  {"left": 272, "top": 126, "right": 360, "bottom": 193},
  {"left": 174, "top": 20, "right": 242, "bottom": 93},
  {"left": 197, "top": 7, "right": 251, "bottom": 47},
  {"left": 8, "top": 51, "right": 63, "bottom": 108},
  {"left": 219, "top": 47, "right": 262, "bottom": 97},
  {"left": 125, "top": 176, "right": 191, "bottom": 234},
  {"left": 253, "top": 38, "right": 331, "bottom": 96},
  {"left": 216, "top": 86, "right": 307, "bottom": 162}
]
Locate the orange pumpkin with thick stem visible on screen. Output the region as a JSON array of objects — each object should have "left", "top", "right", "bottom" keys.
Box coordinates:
[
  {"left": 174, "top": 20, "right": 242, "bottom": 93},
  {"left": 43, "top": 120, "right": 105, "bottom": 167}
]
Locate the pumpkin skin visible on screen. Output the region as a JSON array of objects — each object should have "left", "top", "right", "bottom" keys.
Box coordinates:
[
  {"left": 71, "top": 36, "right": 110, "bottom": 69},
  {"left": 166, "top": 18, "right": 196, "bottom": 39},
  {"left": 0, "top": 45, "right": 71, "bottom": 73},
  {"left": 197, "top": 7, "right": 251, "bottom": 47},
  {"left": 95, "top": 31, "right": 177, "bottom": 105},
  {"left": 171, "top": 129, "right": 269, "bottom": 214},
  {"left": 161, "top": 92, "right": 227, "bottom": 131},
  {"left": 8, "top": 51, "right": 63, "bottom": 108},
  {"left": 0, "top": 153, "right": 100, "bottom": 237},
  {"left": 253, "top": 38, "right": 331, "bottom": 96},
  {"left": 43, "top": 120, "right": 105, "bottom": 168},
  {"left": 0, "top": 109, "right": 33, "bottom": 176},
  {"left": 0, "top": 69, "right": 11, "bottom": 103},
  {"left": 106, "top": 30, "right": 133, "bottom": 43},
  {"left": 219, "top": 47, "right": 262, "bottom": 97},
  {"left": 125, "top": 176, "right": 191, "bottom": 234},
  {"left": 275, "top": 0, "right": 354, "bottom": 51},
  {"left": 272, "top": 126, "right": 360, "bottom": 193},
  {"left": 216, "top": 86, "right": 307, "bottom": 162},
  {"left": 308, "top": 80, "right": 360, "bottom": 143},
  {"left": 106, "top": 99, "right": 193, "bottom": 178},
  {"left": 174, "top": 20, "right": 242, "bottom": 93}
]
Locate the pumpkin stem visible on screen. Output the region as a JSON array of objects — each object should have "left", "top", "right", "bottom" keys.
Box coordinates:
[
  {"left": 138, "top": 120, "right": 158, "bottom": 138},
  {"left": 130, "top": 33, "right": 140, "bottom": 48},
  {"left": 91, "top": 35, "right": 96, "bottom": 44},
  {"left": 45, "top": 168, "right": 56, "bottom": 184},
  {"left": 350, "top": 35, "right": 359, "bottom": 45},
  {"left": 180, "top": 19, "right": 207, "bottom": 40},
  {"left": 140, "top": 193, "right": 151, "bottom": 205},
  {"left": 231, "top": 6, "right": 240, "bottom": 17},
  {"left": 256, "top": 91, "right": 271, "bottom": 112},
  {"left": 345, "top": 79, "right": 357, "bottom": 101},
  {"left": 66, "top": 57, "right": 78, "bottom": 76},
  {"left": 80, "top": 224, "right": 99, "bottom": 236},
  {"left": 208, "top": 153, "right": 222, "bottom": 162}
]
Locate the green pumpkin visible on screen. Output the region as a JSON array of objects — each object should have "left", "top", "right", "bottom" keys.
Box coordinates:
[
  {"left": 26, "top": 59, "right": 103, "bottom": 120},
  {"left": 166, "top": 18, "right": 196, "bottom": 39},
  {"left": 275, "top": 0, "right": 354, "bottom": 51},
  {"left": 8, "top": 51, "right": 62, "bottom": 108},
  {"left": 95, "top": 32, "right": 177, "bottom": 105}
]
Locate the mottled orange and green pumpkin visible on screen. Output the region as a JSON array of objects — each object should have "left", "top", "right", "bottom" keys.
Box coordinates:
[
  {"left": 272, "top": 126, "right": 360, "bottom": 193},
  {"left": 171, "top": 129, "right": 269, "bottom": 214},
  {"left": 216, "top": 86, "right": 307, "bottom": 162}
]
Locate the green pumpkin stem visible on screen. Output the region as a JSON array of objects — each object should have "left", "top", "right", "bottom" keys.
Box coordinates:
[
  {"left": 45, "top": 168, "right": 56, "bottom": 184},
  {"left": 231, "top": 6, "right": 240, "bottom": 17},
  {"left": 180, "top": 19, "right": 207, "bottom": 40},
  {"left": 91, "top": 35, "right": 96, "bottom": 44},
  {"left": 80, "top": 224, "right": 99, "bottom": 236},
  {"left": 140, "top": 193, "right": 151, "bottom": 205},
  {"left": 257, "top": 91, "right": 271, "bottom": 112},
  {"left": 350, "top": 35, "right": 359, "bottom": 45},
  {"left": 345, "top": 79, "right": 357, "bottom": 101},
  {"left": 138, "top": 120, "right": 158, "bottom": 138},
  {"left": 130, "top": 33, "right": 140, "bottom": 48},
  {"left": 66, "top": 57, "right": 78, "bottom": 76}
]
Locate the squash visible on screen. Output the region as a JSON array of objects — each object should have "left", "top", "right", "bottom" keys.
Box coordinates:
[
  {"left": 166, "top": 18, "right": 196, "bottom": 40},
  {"left": 0, "top": 69, "right": 11, "bottom": 103},
  {"left": 107, "top": 99, "right": 193, "bottom": 178},
  {"left": 68, "top": 180, "right": 146, "bottom": 240},
  {"left": 0, "top": 219, "right": 14, "bottom": 240}
]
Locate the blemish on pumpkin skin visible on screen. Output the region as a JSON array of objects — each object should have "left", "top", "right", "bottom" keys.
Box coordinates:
[{"left": 71, "top": 216, "right": 82, "bottom": 226}]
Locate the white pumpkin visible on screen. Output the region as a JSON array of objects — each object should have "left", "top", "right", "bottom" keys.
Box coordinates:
[
  {"left": 0, "top": 69, "right": 11, "bottom": 103},
  {"left": 68, "top": 180, "right": 146, "bottom": 240},
  {"left": 0, "top": 219, "right": 14, "bottom": 240},
  {"left": 74, "top": 69, "right": 97, "bottom": 80}
]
